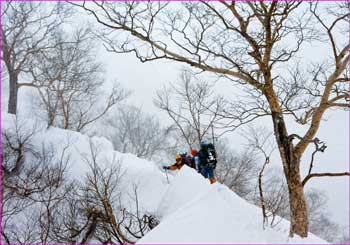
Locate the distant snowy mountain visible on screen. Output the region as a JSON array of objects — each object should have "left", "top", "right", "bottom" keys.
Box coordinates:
[{"left": 2, "top": 113, "right": 327, "bottom": 244}]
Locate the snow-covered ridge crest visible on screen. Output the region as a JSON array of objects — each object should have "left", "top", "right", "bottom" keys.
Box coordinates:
[
  {"left": 2, "top": 113, "right": 327, "bottom": 244},
  {"left": 2, "top": 113, "right": 168, "bottom": 215},
  {"left": 139, "top": 166, "right": 327, "bottom": 244}
]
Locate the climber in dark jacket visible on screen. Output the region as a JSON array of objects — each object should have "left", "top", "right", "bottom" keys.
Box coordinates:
[{"left": 197, "top": 140, "right": 217, "bottom": 184}]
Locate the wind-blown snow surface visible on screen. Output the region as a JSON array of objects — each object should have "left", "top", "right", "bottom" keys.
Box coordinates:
[
  {"left": 139, "top": 167, "right": 327, "bottom": 244},
  {"left": 2, "top": 113, "right": 327, "bottom": 244}
]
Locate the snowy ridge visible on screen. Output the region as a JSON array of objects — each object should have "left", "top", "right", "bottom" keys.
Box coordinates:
[
  {"left": 139, "top": 166, "right": 328, "bottom": 244},
  {"left": 2, "top": 113, "right": 168, "bottom": 214},
  {"left": 2, "top": 114, "right": 327, "bottom": 244}
]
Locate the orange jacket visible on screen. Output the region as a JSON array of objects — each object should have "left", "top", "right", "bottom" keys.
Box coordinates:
[{"left": 168, "top": 161, "right": 184, "bottom": 170}]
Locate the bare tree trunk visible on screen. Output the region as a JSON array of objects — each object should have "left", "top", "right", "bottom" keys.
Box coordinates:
[
  {"left": 286, "top": 161, "right": 309, "bottom": 238},
  {"left": 267, "top": 86, "right": 309, "bottom": 237},
  {"left": 270, "top": 109, "right": 308, "bottom": 237},
  {"left": 8, "top": 72, "right": 18, "bottom": 115},
  {"left": 258, "top": 157, "right": 269, "bottom": 229}
]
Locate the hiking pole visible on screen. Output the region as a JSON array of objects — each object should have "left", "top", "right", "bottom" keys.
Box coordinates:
[
  {"left": 211, "top": 123, "right": 215, "bottom": 147},
  {"left": 165, "top": 168, "right": 169, "bottom": 184}
]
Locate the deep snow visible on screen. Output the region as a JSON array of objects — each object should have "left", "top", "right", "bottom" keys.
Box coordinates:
[
  {"left": 2, "top": 113, "right": 327, "bottom": 244},
  {"left": 139, "top": 166, "right": 327, "bottom": 244}
]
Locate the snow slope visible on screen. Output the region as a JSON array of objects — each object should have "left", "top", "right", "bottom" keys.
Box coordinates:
[
  {"left": 2, "top": 113, "right": 327, "bottom": 244},
  {"left": 1, "top": 113, "right": 169, "bottom": 214},
  {"left": 139, "top": 166, "right": 327, "bottom": 244}
]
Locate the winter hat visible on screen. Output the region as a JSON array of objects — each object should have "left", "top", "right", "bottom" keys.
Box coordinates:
[
  {"left": 191, "top": 149, "right": 198, "bottom": 156},
  {"left": 175, "top": 154, "right": 181, "bottom": 161}
]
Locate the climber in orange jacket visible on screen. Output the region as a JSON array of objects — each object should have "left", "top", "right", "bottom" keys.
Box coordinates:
[{"left": 163, "top": 154, "right": 184, "bottom": 171}]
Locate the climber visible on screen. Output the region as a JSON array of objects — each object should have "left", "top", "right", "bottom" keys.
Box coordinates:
[
  {"left": 197, "top": 140, "right": 217, "bottom": 184},
  {"left": 163, "top": 154, "right": 185, "bottom": 171},
  {"left": 190, "top": 149, "right": 200, "bottom": 172}
]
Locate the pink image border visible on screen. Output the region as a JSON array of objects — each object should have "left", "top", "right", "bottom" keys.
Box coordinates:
[{"left": 0, "top": 0, "right": 349, "bottom": 245}]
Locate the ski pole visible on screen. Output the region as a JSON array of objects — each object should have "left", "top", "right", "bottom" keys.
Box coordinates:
[
  {"left": 211, "top": 123, "right": 215, "bottom": 147},
  {"left": 165, "top": 168, "right": 169, "bottom": 184}
]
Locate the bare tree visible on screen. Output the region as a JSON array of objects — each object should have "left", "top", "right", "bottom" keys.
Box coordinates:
[
  {"left": 243, "top": 126, "right": 276, "bottom": 228},
  {"left": 215, "top": 139, "right": 258, "bottom": 198},
  {"left": 305, "top": 189, "right": 348, "bottom": 244},
  {"left": 2, "top": 119, "right": 156, "bottom": 244},
  {"left": 46, "top": 185, "right": 86, "bottom": 244},
  {"left": 78, "top": 141, "right": 155, "bottom": 244},
  {"left": 75, "top": 1, "right": 350, "bottom": 237},
  {"left": 337, "top": 228, "right": 350, "bottom": 245},
  {"left": 26, "top": 28, "right": 129, "bottom": 132},
  {"left": 79, "top": 143, "right": 129, "bottom": 244},
  {"left": 103, "top": 105, "right": 169, "bottom": 160},
  {"left": 245, "top": 126, "right": 346, "bottom": 240},
  {"left": 251, "top": 171, "right": 347, "bottom": 244},
  {"left": 1, "top": 2, "right": 70, "bottom": 114},
  {"left": 2, "top": 118, "right": 72, "bottom": 244},
  {"left": 250, "top": 170, "right": 289, "bottom": 229},
  {"left": 154, "top": 69, "right": 224, "bottom": 149}
]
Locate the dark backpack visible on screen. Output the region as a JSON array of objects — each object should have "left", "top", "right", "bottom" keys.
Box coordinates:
[
  {"left": 206, "top": 143, "right": 217, "bottom": 167},
  {"left": 199, "top": 143, "right": 217, "bottom": 168}
]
